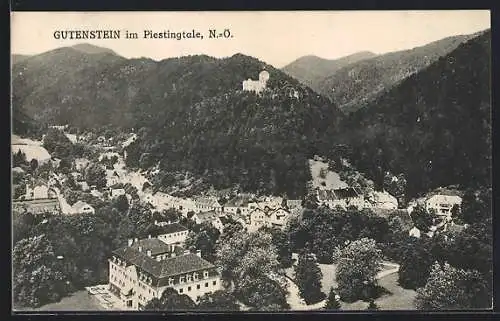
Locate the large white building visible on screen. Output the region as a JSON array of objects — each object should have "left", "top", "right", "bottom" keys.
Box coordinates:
[
  {"left": 242, "top": 70, "right": 270, "bottom": 94},
  {"left": 108, "top": 238, "right": 221, "bottom": 310}
]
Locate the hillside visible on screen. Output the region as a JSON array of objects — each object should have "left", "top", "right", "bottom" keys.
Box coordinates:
[
  {"left": 318, "top": 32, "right": 480, "bottom": 113},
  {"left": 334, "top": 30, "right": 491, "bottom": 198},
  {"left": 70, "top": 43, "right": 119, "bottom": 56},
  {"left": 281, "top": 51, "right": 376, "bottom": 92},
  {"left": 12, "top": 54, "right": 31, "bottom": 65},
  {"left": 12, "top": 48, "right": 343, "bottom": 197}
]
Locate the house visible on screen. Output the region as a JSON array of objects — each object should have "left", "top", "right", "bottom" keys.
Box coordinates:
[
  {"left": 192, "top": 211, "right": 224, "bottom": 232},
  {"left": 317, "top": 188, "right": 365, "bottom": 210},
  {"left": 72, "top": 201, "right": 95, "bottom": 214},
  {"left": 242, "top": 70, "right": 270, "bottom": 94},
  {"left": 425, "top": 194, "right": 462, "bottom": 219},
  {"left": 223, "top": 196, "right": 251, "bottom": 215},
  {"left": 154, "top": 223, "right": 189, "bottom": 245},
  {"left": 13, "top": 198, "right": 61, "bottom": 215},
  {"left": 74, "top": 158, "right": 90, "bottom": 171},
  {"left": 109, "top": 238, "right": 221, "bottom": 310},
  {"left": 111, "top": 188, "right": 126, "bottom": 198},
  {"left": 194, "top": 197, "right": 222, "bottom": 213},
  {"left": 77, "top": 181, "right": 90, "bottom": 192},
  {"left": 25, "top": 183, "right": 57, "bottom": 200},
  {"left": 248, "top": 206, "right": 291, "bottom": 232},
  {"left": 286, "top": 199, "right": 302, "bottom": 210}
]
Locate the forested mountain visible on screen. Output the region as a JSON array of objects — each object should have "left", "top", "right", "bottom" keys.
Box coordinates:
[
  {"left": 12, "top": 54, "right": 31, "bottom": 65},
  {"left": 317, "top": 32, "right": 480, "bottom": 113},
  {"left": 281, "top": 51, "right": 376, "bottom": 92},
  {"left": 332, "top": 30, "right": 491, "bottom": 198},
  {"left": 12, "top": 46, "right": 343, "bottom": 197}
]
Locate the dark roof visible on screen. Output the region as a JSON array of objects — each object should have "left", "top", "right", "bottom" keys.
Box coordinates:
[
  {"left": 318, "top": 188, "right": 360, "bottom": 201},
  {"left": 334, "top": 188, "right": 359, "bottom": 199},
  {"left": 195, "top": 211, "right": 221, "bottom": 221},
  {"left": 130, "top": 238, "right": 172, "bottom": 256},
  {"left": 157, "top": 223, "right": 188, "bottom": 235},
  {"left": 112, "top": 246, "right": 215, "bottom": 280}
]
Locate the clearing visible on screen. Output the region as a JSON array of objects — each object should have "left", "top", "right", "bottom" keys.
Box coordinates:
[{"left": 308, "top": 159, "right": 347, "bottom": 190}]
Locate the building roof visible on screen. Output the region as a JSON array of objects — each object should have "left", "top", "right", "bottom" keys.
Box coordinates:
[
  {"left": 112, "top": 247, "right": 215, "bottom": 280},
  {"left": 129, "top": 238, "right": 173, "bottom": 256},
  {"left": 13, "top": 198, "right": 60, "bottom": 213},
  {"left": 157, "top": 223, "right": 188, "bottom": 235},
  {"left": 426, "top": 194, "right": 462, "bottom": 204},
  {"left": 195, "top": 197, "right": 220, "bottom": 207},
  {"left": 72, "top": 201, "right": 93, "bottom": 212},
  {"left": 195, "top": 211, "right": 221, "bottom": 222},
  {"left": 318, "top": 188, "right": 360, "bottom": 201}
]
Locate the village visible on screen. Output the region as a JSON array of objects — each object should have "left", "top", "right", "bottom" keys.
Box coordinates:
[{"left": 11, "top": 124, "right": 469, "bottom": 312}]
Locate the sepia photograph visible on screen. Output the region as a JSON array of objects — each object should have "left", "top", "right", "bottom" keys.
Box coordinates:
[{"left": 10, "top": 10, "right": 492, "bottom": 312}]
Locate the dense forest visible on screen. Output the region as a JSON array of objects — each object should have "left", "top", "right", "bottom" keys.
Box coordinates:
[
  {"left": 317, "top": 33, "right": 477, "bottom": 113},
  {"left": 330, "top": 30, "right": 491, "bottom": 198},
  {"left": 281, "top": 51, "right": 376, "bottom": 92}
]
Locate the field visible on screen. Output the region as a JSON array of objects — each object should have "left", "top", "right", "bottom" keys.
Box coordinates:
[
  {"left": 309, "top": 159, "right": 348, "bottom": 190},
  {"left": 15, "top": 290, "right": 105, "bottom": 311}
]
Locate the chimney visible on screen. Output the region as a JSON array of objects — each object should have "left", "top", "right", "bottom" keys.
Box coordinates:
[
  {"left": 138, "top": 246, "right": 142, "bottom": 252},
  {"left": 128, "top": 239, "right": 133, "bottom": 246},
  {"left": 147, "top": 250, "right": 151, "bottom": 256},
  {"left": 196, "top": 250, "right": 201, "bottom": 257},
  {"left": 134, "top": 238, "right": 138, "bottom": 243}
]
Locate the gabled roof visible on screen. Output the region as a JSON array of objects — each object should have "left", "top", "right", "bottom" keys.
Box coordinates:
[
  {"left": 426, "top": 194, "right": 462, "bottom": 204},
  {"left": 195, "top": 197, "right": 220, "bottom": 207},
  {"left": 72, "top": 201, "right": 93, "bottom": 211},
  {"left": 156, "top": 223, "right": 188, "bottom": 235},
  {"left": 195, "top": 211, "right": 221, "bottom": 222}
]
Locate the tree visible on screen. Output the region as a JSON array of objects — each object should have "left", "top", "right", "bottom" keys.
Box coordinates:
[
  {"left": 235, "top": 275, "right": 289, "bottom": 310},
  {"left": 143, "top": 288, "right": 197, "bottom": 311},
  {"left": 324, "top": 288, "right": 341, "bottom": 310},
  {"left": 30, "top": 158, "right": 39, "bottom": 172},
  {"left": 13, "top": 150, "right": 27, "bottom": 167},
  {"left": 113, "top": 194, "right": 130, "bottom": 213},
  {"left": 410, "top": 204, "right": 434, "bottom": 233},
  {"left": 398, "top": 238, "right": 435, "bottom": 289},
  {"left": 415, "top": 262, "right": 490, "bottom": 310},
  {"left": 335, "top": 238, "right": 382, "bottom": 302},
  {"left": 185, "top": 222, "right": 220, "bottom": 262},
  {"left": 84, "top": 163, "right": 107, "bottom": 189},
  {"left": 13, "top": 234, "right": 68, "bottom": 308},
  {"left": 366, "top": 299, "right": 379, "bottom": 310},
  {"left": 197, "top": 290, "right": 240, "bottom": 311},
  {"left": 294, "top": 252, "right": 325, "bottom": 304}
]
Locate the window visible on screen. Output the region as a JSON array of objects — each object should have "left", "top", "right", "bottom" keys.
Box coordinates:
[
  {"left": 203, "top": 271, "right": 209, "bottom": 279},
  {"left": 180, "top": 276, "right": 185, "bottom": 284},
  {"left": 213, "top": 281, "right": 216, "bottom": 286},
  {"left": 196, "top": 284, "right": 200, "bottom": 289},
  {"left": 179, "top": 288, "right": 183, "bottom": 293},
  {"left": 188, "top": 286, "right": 191, "bottom": 291},
  {"left": 168, "top": 278, "right": 174, "bottom": 286},
  {"left": 205, "top": 283, "right": 208, "bottom": 287},
  {"left": 187, "top": 275, "right": 192, "bottom": 282},
  {"left": 193, "top": 272, "right": 198, "bottom": 280}
]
